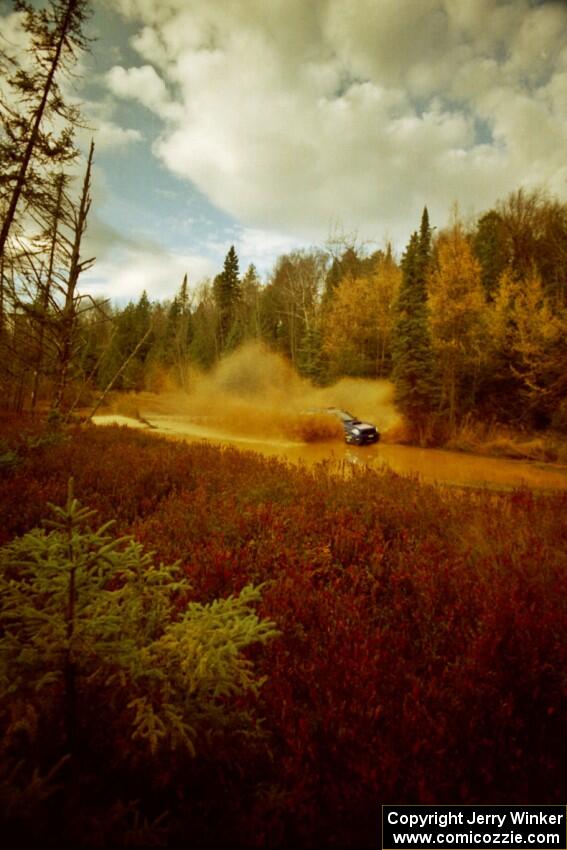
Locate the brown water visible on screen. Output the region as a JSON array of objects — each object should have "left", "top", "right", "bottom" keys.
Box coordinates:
[
  {"left": 92, "top": 345, "right": 567, "bottom": 491},
  {"left": 93, "top": 412, "right": 567, "bottom": 491}
]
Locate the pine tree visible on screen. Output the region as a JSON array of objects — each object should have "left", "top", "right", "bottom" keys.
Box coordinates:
[
  {"left": 96, "top": 292, "right": 153, "bottom": 392},
  {"left": 473, "top": 210, "right": 508, "bottom": 299},
  {"left": 240, "top": 263, "right": 261, "bottom": 339},
  {"left": 189, "top": 281, "right": 218, "bottom": 369},
  {"left": 213, "top": 245, "right": 241, "bottom": 350},
  {"left": 178, "top": 272, "right": 189, "bottom": 313},
  {"left": 164, "top": 274, "right": 192, "bottom": 388},
  {"left": 0, "top": 481, "right": 279, "bottom": 824},
  {"left": 322, "top": 246, "right": 361, "bottom": 306},
  {"left": 391, "top": 208, "right": 438, "bottom": 442},
  {"left": 417, "top": 205, "right": 431, "bottom": 294},
  {"left": 297, "top": 323, "right": 325, "bottom": 384}
]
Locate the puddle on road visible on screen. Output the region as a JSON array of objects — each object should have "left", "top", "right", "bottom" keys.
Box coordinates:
[{"left": 92, "top": 412, "right": 567, "bottom": 491}]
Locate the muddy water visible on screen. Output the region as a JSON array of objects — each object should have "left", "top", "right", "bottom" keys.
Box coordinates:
[{"left": 93, "top": 413, "right": 567, "bottom": 491}]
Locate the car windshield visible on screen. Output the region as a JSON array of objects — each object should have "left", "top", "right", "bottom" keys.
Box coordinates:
[{"left": 328, "top": 408, "right": 357, "bottom": 422}]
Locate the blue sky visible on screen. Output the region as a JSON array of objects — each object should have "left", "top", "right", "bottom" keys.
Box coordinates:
[
  {"left": 3, "top": 0, "right": 566, "bottom": 304},
  {"left": 78, "top": 0, "right": 258, "bottom": 302}
]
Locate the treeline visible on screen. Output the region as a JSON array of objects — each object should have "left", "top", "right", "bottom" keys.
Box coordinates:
[
  {"left": 392, "top": 197, "right": 567, "bottom": 441},
  {"left": 73, "top": 245, "right": 401, "bottom": 395},
  {"left": 1, "top": 2, "right": 566, "bottom": 439},
  {"left": 71, "top": 189, "right": 567, "bottom": 440},
  {"left": 4, "top": 187, "right": 567, "bottom": 440}
]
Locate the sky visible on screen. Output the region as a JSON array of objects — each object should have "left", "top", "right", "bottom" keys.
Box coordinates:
[{"left": 3, "top": 0, "right": 567, "bottom": 303}]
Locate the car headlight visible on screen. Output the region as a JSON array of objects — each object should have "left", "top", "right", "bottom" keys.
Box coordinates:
[{"left": 351, "top": 427, "right": 360, "bottom": 435}]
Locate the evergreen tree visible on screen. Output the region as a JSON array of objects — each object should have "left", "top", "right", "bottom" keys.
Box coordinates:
[
  {"left": 0, "top": 482, "right": 278, "bottom": 836},
  {"left": 473, "top": 210, "right": 508, "bottom": 299},
  {"left": 189, "top": 281, "right": 218, "bottom": 369},
  {"left": 417, "top": 205, "right": 431, "bottom": 294},
  {"left": 391, "top": 208, "right": 438, "bottom": 442},
  {"left": 322, "top": 246, "right": 361, "bottom": 306},
  {"left": 240, "top": 263, "right": 261, "bottom": 339},
  {"left": 297, "top": 323, "right": 325, "bottom": 384},
  {"left": 164, "top": 275, "right": 192, "bottom": 388},
  {"left": 178, "top": 272, "right": 190, "bottom": 313},
  {"left": 213, "top": 245, "right": 241, "bottom": 350},
  {"left": 97, "top": 292, "right": 153, "bottom": 391}
]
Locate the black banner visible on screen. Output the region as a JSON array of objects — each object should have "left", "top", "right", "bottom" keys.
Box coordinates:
[{"left": 382, "top": 805, "right": 567, "bottom": 850}]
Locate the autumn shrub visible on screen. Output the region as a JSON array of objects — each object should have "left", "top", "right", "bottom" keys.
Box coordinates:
[
  {"left": 444, "top": 416, "right": 567, "bottom": 462},
  {"left": 0, "top": 422, "right": 566, "bottom": 847},
  {"left": 0, "top": 440, "right": 19, "bottom": 471},
  {"left": 0, "top": 411, "right": 48, "bottom": 450}
]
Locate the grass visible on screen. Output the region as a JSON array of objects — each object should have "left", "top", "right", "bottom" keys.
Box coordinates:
[{"left": 444, "top": 418, "right": 567, "bottom": 464}]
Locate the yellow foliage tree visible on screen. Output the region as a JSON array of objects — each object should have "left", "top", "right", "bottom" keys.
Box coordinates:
[
  {"left": 488, "top": 267, "right": 566, "bottom": 422},
  {"left": 428, "top": 221, "right": 487, "bottom": 426},
  {"left": 322, "top": 257, "right": 400, "bottom": 378}
]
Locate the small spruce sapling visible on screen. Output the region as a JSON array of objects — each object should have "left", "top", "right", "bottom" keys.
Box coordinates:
[{"left": 0, "top": 479, "right": 279, "bottom": 805}]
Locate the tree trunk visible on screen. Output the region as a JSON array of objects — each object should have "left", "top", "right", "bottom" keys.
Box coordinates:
[
  {"left": 31, "top": 174, "right": 65, "bottom": 414},
  {"left": 52, "top": 141, "right": 94, "bottom": 413},
  {"left": 0, "top": 0, "right": 79, "bottom": 260},
  {"left": 64, "top": 566, "right": 77, "bottom": 756}
]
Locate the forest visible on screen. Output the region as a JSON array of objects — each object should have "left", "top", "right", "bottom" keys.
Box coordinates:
[
  {"left": 1, "top": 1, "right": 567, "bottom": 848},
  {"left": 3, "top": 181, "right": 567, "bottom": 444},
  {"left": 75, "top": 193, "right": 567, "bottom": 447}
]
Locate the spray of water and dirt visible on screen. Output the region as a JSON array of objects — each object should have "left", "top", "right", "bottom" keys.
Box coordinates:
[
  {"left": 97, "top": 342, "right": 567, "bottom": 490},
  {"left": 109, "top": 342, "right": 402, "bottom": 444}
]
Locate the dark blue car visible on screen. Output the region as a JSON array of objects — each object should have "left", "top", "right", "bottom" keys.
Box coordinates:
[{"left": 324, "top": 408, "right": 380, "bottom": 445}]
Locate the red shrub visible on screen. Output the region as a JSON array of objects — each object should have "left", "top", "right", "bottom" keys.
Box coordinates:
[{"left": 1, "top": 419, "right": 566, "bottom": 847}]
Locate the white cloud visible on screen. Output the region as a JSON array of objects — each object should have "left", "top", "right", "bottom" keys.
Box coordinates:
[
  {"left": 505, "top": 3, "right": 567, "bottom": 81},
  {"left": 106, "top": 64, "right": 182, "bottom": 121},
  {"left": 93, "top": 120, "right": 143, "bottom": 149},
  {"left": 237, "top": 227, "right": 305, "bottom": 262},
  {"left": 100, "top": 0, "right": 567, "bottom": 245},
  {"left": 0, "top": 9, "right": 33, "bottom": 71},
  {"left": 208, "top": 227, "right": 305, "bottom": 276},
  {"left": 80, "top": 245, "right": 216, "bottom": 302},
  {"left": 0, "top": 8, "right": 141, "bottom": 156}
]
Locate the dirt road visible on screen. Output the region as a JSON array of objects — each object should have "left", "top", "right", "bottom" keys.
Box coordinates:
[{"left": 93, "top": 412, "right": 567, "bottom": 491}]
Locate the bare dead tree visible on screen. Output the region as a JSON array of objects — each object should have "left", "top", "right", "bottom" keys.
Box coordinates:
[
  {"left": 51, "top": 139, "right": 95, "bottom": 413},
  {"left": 30, "top": 172, "right": 66, "bottom": 412},
  {"left": 0, "top": 0, "right": 90, "bottom": 260}
]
